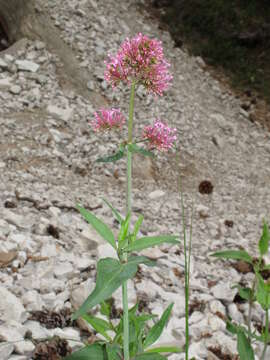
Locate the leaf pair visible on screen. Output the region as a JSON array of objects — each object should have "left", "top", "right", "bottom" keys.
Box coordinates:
[
  {"left": 96, "top": 143, "right": 154, "bottom": 164},
  {"left": 78, "top": 202, "right": 179, "bottom": 255}
]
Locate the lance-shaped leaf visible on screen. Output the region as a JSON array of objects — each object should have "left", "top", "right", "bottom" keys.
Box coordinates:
[
  {"left": 77, "top": 205, "right": 117, "bottom": 250},
  {"left": 82, "top": 314, "right": 113, "bottom": 341},
  {"left": 127, "top": 255, "right": 156, "bottom": 267},
  {"left": 210, "top": 250, "right": 253, "bottom": 264},
  {"left": 145, "top": 346, "right": 182, "bottom": 354},
  {"left": 144, "top": 303, "right": 174, "bottom": 349},
  {"left": 100, "top": 300, "right": 111, "bottom": 319},
  {"left": 123, "top": 235, "right": 179, "bottom": 253},
  {"left": 96, "top": 148, "right": 125, "bottom": 163},
  {"left": 128, "top": 143, "right": 155, "bottom": 158},
  {"left": 102, "top": 198, "right": 123, "bottom": 224},
  {"left": 237, "top": 330, "right": 255, "bottom": 360},
  {"left": 259, "top": 221, "right": 270, "bottom": 257},
  {"left": 72, "top": 258, "right": 138, "bottom": 320},
  {"left": 255, "top": 272, "right": 270, "bottom": 310},
  {"left": 64, "top": 343, "right": 106, "bottom": 360},
  {"left": 134, "top": 353, "right": 167, "bottom": 360}
]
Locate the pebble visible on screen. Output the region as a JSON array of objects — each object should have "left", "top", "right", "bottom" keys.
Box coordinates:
[{"left": 15, "top": 60, "right": 40, "bottom": 73}]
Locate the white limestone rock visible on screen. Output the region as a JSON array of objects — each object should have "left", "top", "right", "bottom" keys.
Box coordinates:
[
  {"left": 0, "top": 286, "right": 27, "bottom": 323},
  {"left": 15, "top": 60, "right": 40, "bottom": 72}
]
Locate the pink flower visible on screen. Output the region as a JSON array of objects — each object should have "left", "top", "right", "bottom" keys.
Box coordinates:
[
  {"left": 143, "top": 120, "right": 177, "bottom": 151},
  {"left": 91, "top": 108, "right": 126, "bottom": 132},
  {"left": 105, "top": 33, "right": 172, "bottom": 96}
]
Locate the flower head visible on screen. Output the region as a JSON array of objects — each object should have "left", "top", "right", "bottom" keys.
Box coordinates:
[
  {"left": 143, "top": 120, "right": 177, "bottom": 151},
  {"left": 105, "top": 33, "right": 172, "bottom": 96},
  {"left": 91, "top": 108, "right": 126, "bottom": 132}
]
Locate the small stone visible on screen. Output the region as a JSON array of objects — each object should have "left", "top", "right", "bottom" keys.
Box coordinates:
[
  {"left": 47, "top": 105, "right": 73, "bottom": 121},
  {"left": 197, "top": 204, "right": 210, "bottom": 218},
  {"left": 0, "top": 58, "right": 8, "bottom": 70},
  {"left": 87, "top": 80, "right": 95, "bottom": 90},
  {"left": 54, "top": 262, "right": 74, "bottom": 279},
  {"left": 228, "top": 303, "right": 244, "bottom": 323},
  {"left": 22, "top": 290, "right": 44, "bottom": 311},
  {"left": 209, "top": 300, "right": 226, "bottom": 317},
  {"left": 9, "top": 85, "right": 22, "bottom": 95},
  {"left": 14, "top": 340, "right": 35, "bottom": 355},
  {"left": 70, "top": 279, "right": 95, "bottom": 309},
  {"left": 211, "top": 282, "right": 238, "bottom": 302},
  {"left": 0, "top": 324, "right": 23, "bottom": 342},
  {"left": 15, "top": 60, "right": 40, "bottom": 73},
  {"left": 4, "top": 209, "right": 33, "bottom": 229},
  {"left": 24, "top": 320, "right": 51, "bottom": 340},
  {"left": 97, "top": 243, "right": 118, "bottom": 259},
  {"left": 0, "top": 286, "right": 27, "bottom": 323},
  {"left": 0, "top": 343, "right": 14, "bottom": 360},
  {"left": 148, "top": 190, "right": 165, "bottom": 200},
  {"left": 0, "top": 78, "right": 11, "bottom": 90}
]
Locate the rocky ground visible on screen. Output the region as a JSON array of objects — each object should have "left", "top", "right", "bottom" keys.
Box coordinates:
[{"left": 0, "top": 0, "right": 270, "bottom": 359}]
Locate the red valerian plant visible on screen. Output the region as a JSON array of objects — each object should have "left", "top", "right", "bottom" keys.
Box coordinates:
[{"left": 67, "top": 34, "right": 180, "bottom": 360}]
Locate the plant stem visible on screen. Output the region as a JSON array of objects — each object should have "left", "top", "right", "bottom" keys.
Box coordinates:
[
  {"left": 179, "top": 174, "right": 189, "bottom": 360},
  {"left": 122, "top": 80, "right": 136, "bottom": 360},
  {"left": 261, "top": 308, "right": 269, "bottom": 360},
  {"left": 247, "top": 277, "right": 256, "bottom": 342}
]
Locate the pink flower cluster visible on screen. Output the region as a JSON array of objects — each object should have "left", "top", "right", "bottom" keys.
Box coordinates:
[
  {"left": 91, "top": 108, "right": 126, "bottom": 132},
  {"left": 105, "top": 33, "right": 172, "bottom": 96},
  {"left": 143, "top": 120, "right": 177, "bottom": 151}
]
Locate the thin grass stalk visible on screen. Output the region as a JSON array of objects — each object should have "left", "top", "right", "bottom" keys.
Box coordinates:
[
  {"left": 179, "top": 174, "right": 189, "bottom": 360},
  {"left": 122, "top": 80, "right": 136, "bottom": 360},
  {"left": 247, "top": 277, "right": 256, "bottom": 342},
  {"left": 260, "top": 308, "right": 269, "bottom": 360}
]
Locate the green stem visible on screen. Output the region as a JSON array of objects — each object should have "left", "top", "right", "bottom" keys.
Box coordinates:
[
  {"left": 261, "top": 308, "right": 269, "bottom": 360},
  {"left": 179, "top": 174, "right": 189, "bottom": 360},
  {"left": 122, "top": 80, "right": 136, "bottom": 360},
  {"left": 247, "top": 277, "right": 256, "bottom": 342}
]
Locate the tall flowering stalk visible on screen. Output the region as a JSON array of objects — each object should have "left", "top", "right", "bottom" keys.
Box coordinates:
[{"left": 68, "top": 34, "right": 180, "bottom": 360}]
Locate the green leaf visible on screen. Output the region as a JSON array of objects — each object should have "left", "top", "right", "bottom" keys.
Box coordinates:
[
  {"left": 106, "top": 343, "right": 122, "bottom": 360},
  {"left": 145, "top": 346, "right": 182, "bottom": 354},
  {"left": 255, "top": 272, "right": 270, "bottom": 310},
  {"left": 102, "top": 198, "right": 123, "bottom": 224},
  {"left": 259, "top": 221, "right": 270, "bottom": 257},
  {"left": 143, "top": 303, "right": 174, "bottom": 349},
  {"left": 128, "top": 143, "right": 155, "bottom": 158},
  {"left": 226, "top": 319, "right": 265, "bottom": 343},
  {"left": 72, "top": 258, "right": 138, "bottom": 320},
  {"left": 210, "top": 250, "right": 253, "bottom": 264},
  {"left": 64, "top": 343, "right": 106, "bottom": 360},
  {"left": 237, "top": 330, "right": 255, "bottom": 360},
  {"left": 124, "top": 235, "right": 179, "bottom": 253},
  {"left": 82, "top": 314, "right": 113, "bottom": 341},
  {"left": 226, "top": 318, "right": 238, "bottom": 335},
  {"left": 132, "top": 214, "right": 144, "bottom": 242},
  {"left": 100, "top": 301, "right": 111, "bottom": 319},
  {"left": 127, "top": 255, "right": 156, "bottom": 267},
  {"left": 77, "top": 205, "right": 117, "bottom": 250},
  {"left": 118, "top": 212, "right": 131, "bottom": 245},
  {"left": 134, "top": 354, "right": 167, "bottom": 360},
  {"left": 96, "top": 149, "right": 125, "bottom": 163},
  {"left": 232, "top": 285, "right": 254, "bottom": 301}
]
